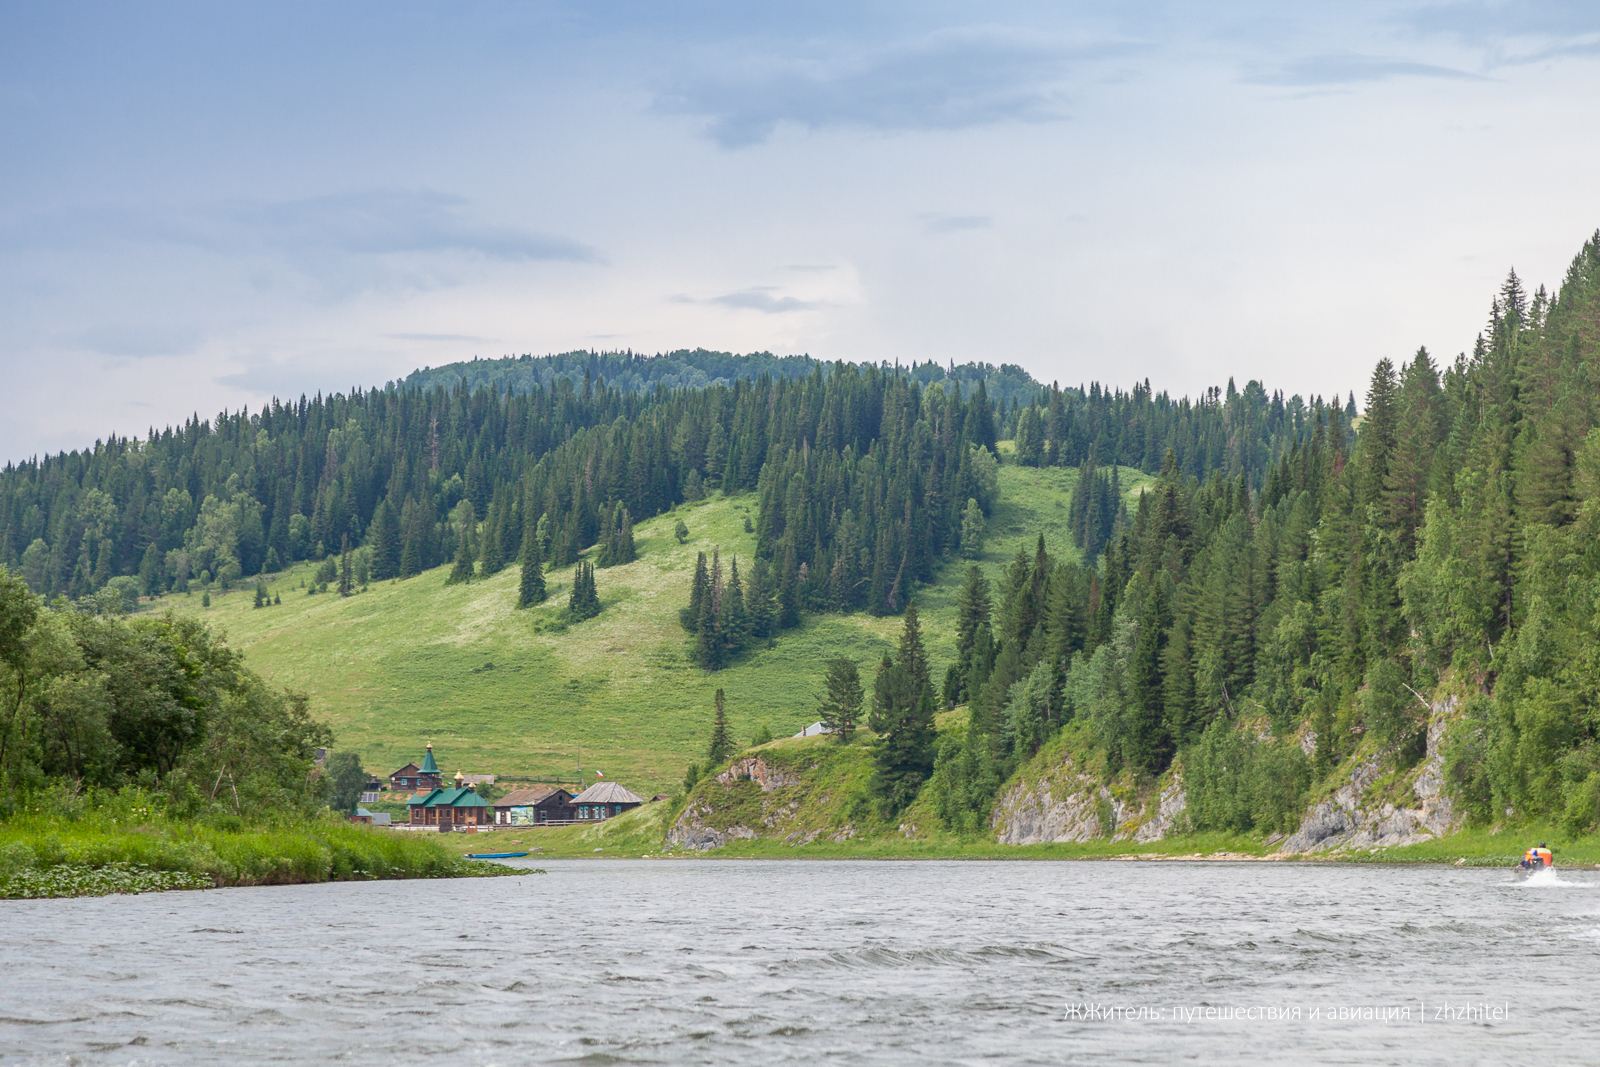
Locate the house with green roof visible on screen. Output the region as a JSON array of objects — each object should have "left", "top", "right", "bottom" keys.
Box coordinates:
[{"left": 408, "top": 771, "right": 493, "bottom": 828}]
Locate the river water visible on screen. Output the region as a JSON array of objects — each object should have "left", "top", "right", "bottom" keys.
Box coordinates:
[{"left": 3, "top": 859, "right": 1597, "bottom": 1065}]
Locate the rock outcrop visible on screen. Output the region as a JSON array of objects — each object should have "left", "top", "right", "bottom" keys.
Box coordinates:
[
  {"left": 716, "top": 757, "right": 799, "bottom": 792},
  {"left": 1278, "top": 701, "right": 1462, "bottom": 854},
  {"left": 990, "top": 698, "right": 1463, "bottom": 853},
  {"left": 990, "top": 754, "right": 1152, "bottom": 844},
  {"left": 665, "top": 802, "right": 757, "bottom": 851},
  {"left": 666, "top": 741, "right": 870, "bottom": 851}
]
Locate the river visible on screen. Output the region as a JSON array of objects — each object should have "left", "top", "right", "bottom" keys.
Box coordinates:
[{"left": 3, "top": 859, "right": 1596, "bottom": 1065}]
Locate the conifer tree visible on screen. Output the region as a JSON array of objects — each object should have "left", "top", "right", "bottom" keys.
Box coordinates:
[
  {"left": 818, "top": 657, "right": 863, "bottom": 742},
  {"left": 959, "top": 498, "right": 986, "bottom": 558},
  {"left": 953, "top": 565, "right": 992, "bottom": 702},
  {"left": 869, "top": 607, "right": 937, "bottom": 814},
  {"left": 707, "top": 688, "right": 733, "bottom": 764},
  {"left": 480, "top": 499, "right": 506, "bottom": 576},
  {"left": 518, "top": 547, "right": 546, "bottom": 608},
  {"left": 445, "top": 523, "right": 475, "bottom": 586},
  {"left": 369, "top": 498, "right": 401, "bottom": 580},
  {"left": 338, "top": 534, "right": 354, "bottom": 597},
  {"left": 534, "top": 512, "right": 551, "bottom": 562},
  {"left": 568, "top": 561, "right": 600, "bottom": 620}
]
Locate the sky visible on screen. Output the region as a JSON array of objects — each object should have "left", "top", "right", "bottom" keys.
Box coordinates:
[{"left": 3, "top": 1, "right": 1599, "bottom": 461}]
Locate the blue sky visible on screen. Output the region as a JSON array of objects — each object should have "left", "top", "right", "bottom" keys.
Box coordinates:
[{"left": 3, "top": 1, "right": 1598, "bottom": 459}]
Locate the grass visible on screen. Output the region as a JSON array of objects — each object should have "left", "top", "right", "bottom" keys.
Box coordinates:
[
  {"left": 1336, "top": 826, "right": 1600, "bottom": 867},
  {"left": 0, "top": 813, "right": 522, "bottom": 897},
  {"left": 157, "top": 460, "right": 1153, "bottom": 797}
]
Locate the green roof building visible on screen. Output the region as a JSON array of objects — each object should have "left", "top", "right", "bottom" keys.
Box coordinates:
[
  {"left": 389, "top": 743, "right": 445, "bottom": 794},
  {"left": 408, "top": 772, "right": 492, "bottom": 828}
]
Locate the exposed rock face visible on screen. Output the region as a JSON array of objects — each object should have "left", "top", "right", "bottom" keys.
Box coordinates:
[
  {"left": 1279, "top": 701, "right": 1462, "bottom": 854},
  {"left": 666, "top": 799, "right": 758, "bottom": 850},
  {"left": 667, "top": 746, "right": 865, "bottom": 851},
  {"left": 716, "top": 757, "right": 799, "bottom": 792},
  {"left": 1133, "top": 778, "right": 1187, "bottom": 843},
  {"left": 991, "top": 699, "right": 1463, "bottom": 852},
  {"left": 990, "top": 758, "right": 1150, "bottom": 844}
]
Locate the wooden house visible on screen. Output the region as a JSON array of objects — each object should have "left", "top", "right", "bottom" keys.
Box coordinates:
[
  {"left": 407, "top": 773, "right": 492, "bottom": 828},
  {"left": 571, "top": 781, "right": 645, "bottom": 821},
  {"left": 389, "top": 743, "right": 444, "bottom": 794},
  {"left": 492, "top": 787, "right": 575, "bottom": 826}
]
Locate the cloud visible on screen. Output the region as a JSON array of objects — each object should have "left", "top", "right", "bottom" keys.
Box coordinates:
[
  {"left": 657, "top": 26, "right": 1121, "bottom": 147},
  {"left": 922, "top": 214, "right": 992, "bottom": 234},
  {"left": 1408, "top": 1, "right": 1600, "bottom": 46},
  {"left": 225, "top": 190, "right": 597, "bottom": 262},
  {"left": 387, "top": 332, "right": 490, "bottom": 342},
  {"left": 58, "top": 323, "right": 202, "bottom": 358},
  {"left": 1245, "top": 53, "right": 1489, "bottom": 87},
  {"left": 0, "top": 190, "right": 597, "bottom": 264},
  {"left": 672, "top": 286, "right": 819, "bottom": 313},
  {"left": 711, "top": 287, "right": 817, "bottom": 313}
]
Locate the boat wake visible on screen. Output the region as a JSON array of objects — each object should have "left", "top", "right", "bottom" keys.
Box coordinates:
[{"left": 1516, "top": 867, "right": 1591, "bottom": 888}]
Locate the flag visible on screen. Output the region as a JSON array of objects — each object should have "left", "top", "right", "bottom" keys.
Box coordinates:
[{"left": 596, "top": 770, "right": 604, "bottom": 778}]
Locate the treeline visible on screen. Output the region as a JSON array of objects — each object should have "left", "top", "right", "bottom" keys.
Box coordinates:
[
  {"left": 930, "top": 231, "right": 1600, "bottom": 837},
  {"left": 400, "top": 348, "right": 1051, "bottom": 410},
  {"left": 1009, "top": 375, "right": 1354, "bottom": 487},
  {"left": 1, "top": 360, "right": 1011, "bottom": 621},
  {"left": 2, "top": 337, "right": 1339, "bottom": 650}
]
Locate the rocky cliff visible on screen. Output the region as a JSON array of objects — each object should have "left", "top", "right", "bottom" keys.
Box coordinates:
[
  {"left": 989, "top": 699, "right": 1464, "bottom": 852},
  {"left": 1277, "top": 700, "right": 1462, "bottom": 854},
  {"left": 665, "top": 741, "right": 873, "bottom": 851},
  {"left": 988, "top": 748, "right": 1181, "bottom": 845}
]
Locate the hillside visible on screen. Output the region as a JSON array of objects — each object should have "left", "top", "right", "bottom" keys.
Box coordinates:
[{"left": 164, "top": 455, "right": 1151, "bottom": 794}]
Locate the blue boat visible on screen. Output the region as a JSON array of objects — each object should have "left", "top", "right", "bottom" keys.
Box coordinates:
[{"left": 465, "top": 851, "right": 530, "bottom": 859}]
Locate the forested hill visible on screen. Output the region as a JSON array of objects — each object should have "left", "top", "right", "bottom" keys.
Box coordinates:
[
  {"left": 395, "top": 348, "right": 1047, "bottom": 409},
  {"left": 0, "top": 351, "right": 1332, "bottom": 613},
  {"left": 928, "top": 231, "right": 1600, "bottom": 839}
]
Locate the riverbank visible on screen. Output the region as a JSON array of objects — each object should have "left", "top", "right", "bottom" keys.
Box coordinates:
[
  {"left": 429, "top": 803, "right": 1600, "bottom": 866},
  {"left": 0, "top": 815, "right": 526, "bottom": 898}
]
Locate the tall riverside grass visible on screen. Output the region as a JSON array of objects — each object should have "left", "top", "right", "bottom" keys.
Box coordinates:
[{"left": 0, "top": 814, "right": 518, "bottom": 897}]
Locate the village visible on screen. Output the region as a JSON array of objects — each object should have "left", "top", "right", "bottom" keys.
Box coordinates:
[{"left": 350, "top": 743, "right": 652, "bottom": 832}]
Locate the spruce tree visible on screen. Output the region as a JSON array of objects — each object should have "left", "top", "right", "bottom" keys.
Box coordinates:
[
  {"left": 399, "top": 501, "right": 421, "bottom": 578},
  {"left": 818, "top": 657, "right": 863, "bottom": 742},
  {"left": 568, "top": 561, "right": 600, "bottom": 620},
  {"left": 338, "top": 534, "right": 354, "bottom": 597},
  {"left": 518, "top": 549, "right": 546, "bottom": 608},
  {"left": 694, "top": 583, "right": 720, "bottom": 669},
  {"left": 479, "top": 499, "right": 506, "bottom": 576},
  {"left": 369, "top": 498, "right": 401, "bottom": 580},
  {"left": 953, "top": 565, "right": 992, "bottom": 700},
  {"left": 869, "top": 607, "right": 938, "bottom": 814},
  {"left": 445, "top": 524, "right": 475, "bottom": 585},
  {"left": 534, "top": 512, "right": 551, "bottom": 562},
  {"left": 707, "top": 688, "right": 733, "bottom": 764},
  {"left": 721, "top": 556, "right": 747, "bottom": 657},
  {"left": 959, "top": 498, "right": 986, "bottom": 558},
  {"left": 686, "top": 551, "right": 709, "bottom": 632}
]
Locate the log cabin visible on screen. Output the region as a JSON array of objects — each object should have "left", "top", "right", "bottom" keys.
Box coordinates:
[
  {"left": 571, "top": 781, "right": 645, "bottom": 820},
  {"left": 491, "top": 787, "right": 576, "bottom": 826},
  {"left": 389, "top": 743, "right": 444, "bottom": 794}
]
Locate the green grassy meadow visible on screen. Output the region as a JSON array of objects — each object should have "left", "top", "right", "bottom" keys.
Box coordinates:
[{"left": 159, "top": 458, "right": 1152, "bottom": 797}]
